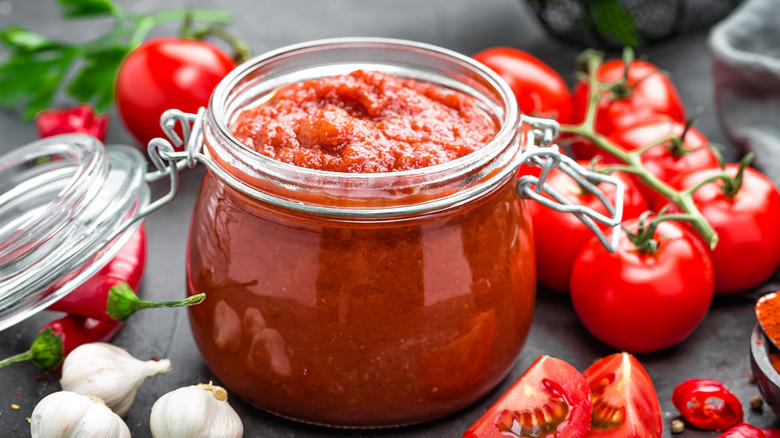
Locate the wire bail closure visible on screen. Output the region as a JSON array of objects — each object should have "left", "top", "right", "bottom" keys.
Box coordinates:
[{"left": 516, "top": 115, "right": 624, "bottom": 252}]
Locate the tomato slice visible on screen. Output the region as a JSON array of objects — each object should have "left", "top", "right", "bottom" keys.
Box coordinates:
[
  {"left": 718, "top": 423, "right": 767, "bottom": 438},
  {"left": 672, "top": 378, "right": 743, "bottom": 430},
  {"left": 463, "top": 356, "right": 592, "bottom": 438},
  {"left": 582, "top": 353, "right": 662, "bottom": 438}
]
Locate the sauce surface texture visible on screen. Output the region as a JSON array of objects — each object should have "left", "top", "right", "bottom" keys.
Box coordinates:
[{"left": 230, "top": 70, "right": 497, "bottom": 172}]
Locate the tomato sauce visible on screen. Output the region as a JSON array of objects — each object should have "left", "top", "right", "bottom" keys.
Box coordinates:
[
  {"left": 186, "top": 70, "right": 535, "bottom": 426},
  {"left": 230, "top": 70, "right": 497, "bottom": 173}
]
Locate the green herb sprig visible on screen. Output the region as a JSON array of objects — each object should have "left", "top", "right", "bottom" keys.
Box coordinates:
[{"left": 0, "top": 0, "right": 236, "bottom": 119}]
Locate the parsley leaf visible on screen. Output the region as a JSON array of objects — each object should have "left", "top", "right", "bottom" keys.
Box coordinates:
[
  {"left": 67, "top": 45, "right": 130, "bottom": 112},
  {"left": 56, "top": 0, "right": 119, "bottom": 18},
  {"left": 0, "top": 26, "right": 79, "bottom": 118}
]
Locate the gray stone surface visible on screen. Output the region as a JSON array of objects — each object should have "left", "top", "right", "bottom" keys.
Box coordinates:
[{"left": 0, "top": 1, "right": 776, "bottom": 437}]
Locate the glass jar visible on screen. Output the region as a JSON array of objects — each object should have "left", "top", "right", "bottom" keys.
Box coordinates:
[
  {"left": 169, "top": 38, "right": 623, "bottom": 427},
  {"left": 0, "top": 135, "right": 149, "bottom": 330}
]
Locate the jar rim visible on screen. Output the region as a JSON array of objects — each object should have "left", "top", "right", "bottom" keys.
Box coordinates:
[{"left": 201, "top": 37, "right": 524, "bottom": 216}]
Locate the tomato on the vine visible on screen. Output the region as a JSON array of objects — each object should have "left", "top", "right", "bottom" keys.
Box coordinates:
[
  {"left": 583, "top": 353, "right": 663, "bottom": 438},
  {"left": 570, "top": 217, "right": 714, "bottom": 353},
  {"left": 665, "top": 164, "right": 780, "bottom": 294},
  {"left": 672, "top": 379, "right": 743, "bottom": 430},
  {"left": 520, "top": 161, "right": 648, "bottom": 293},
  {"left": 115, "top": 37, "right": 236, "bottom": 148},
  {"left": 463, "top": 356, "right": 592, "bottom": 438},
  {"left": 606, "top": 117, "right": 719, "bottom": 202},
  {"left": 573, "top": 59, "right": 685, "bottom": 135},
  {"left": 472, "top": 47, "right": 573, "bottom": 123}
]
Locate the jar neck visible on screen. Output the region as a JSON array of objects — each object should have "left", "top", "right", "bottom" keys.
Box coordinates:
[{"left": 202, "top": 38, "right": 522, "bottom": 217}]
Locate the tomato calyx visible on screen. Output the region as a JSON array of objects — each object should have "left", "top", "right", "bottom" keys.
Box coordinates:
[
  {"left": 623, "top": 212, "right": 666, "bottom": 256},
  {"left": 718, "top": 153, "right": 754, "bottom": 198},
  {"left": 664, "top": 109, "right": 705, "bottom": 158}
]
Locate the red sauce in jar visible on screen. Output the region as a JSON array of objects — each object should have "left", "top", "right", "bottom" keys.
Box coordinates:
[
  {"left": 230, "top": 70, "right": 497, "bottom": 172},
  {"left": 186, "top": 70, "right": 535, "bottom": 427}
]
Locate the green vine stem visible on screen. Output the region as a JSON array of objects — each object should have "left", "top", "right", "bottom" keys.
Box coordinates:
[{"left": 560, "top": 50, "right": 719, "bottom": 249}]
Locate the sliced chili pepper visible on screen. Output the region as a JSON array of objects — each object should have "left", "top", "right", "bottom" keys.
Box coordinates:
[
  {"left": 0, "top": 314, "right": 121, "bottom": 372},
  {"left": 35, "top": 104, "right": 109, "bottom": 142},
  {"left": 718, "top": 423, "right": 767, "bottom": 438},
  {"left": 672, "top": 378, "right": 743, "bottom": 430},
  {"left": 47, "top": 226, "right": 205, "bottom": 322}
]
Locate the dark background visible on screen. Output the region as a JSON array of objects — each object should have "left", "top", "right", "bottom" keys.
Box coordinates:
[{"left": 1, "top": 0, "right": 777, "bottom": 437}]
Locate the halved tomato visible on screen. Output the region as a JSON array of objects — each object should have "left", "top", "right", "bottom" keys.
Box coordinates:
[
  {"left": 583, "top": 353, "right": 662, "bottom": 437},
  {"left": 463, "top": 356, "right": 592, "bottom": 438}
]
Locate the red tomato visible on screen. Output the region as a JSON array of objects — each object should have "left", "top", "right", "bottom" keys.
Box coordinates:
[
  {"left": 573, "top": 59, "right": 685, "bottom": 135},
  {"left": 463, "top": 356, "right": 592, "bottom": 438},
  {"left": 583, "top": 353, "right": 663, "bottom": 438},
  {"left": 672, "top": 379, "right": 743, "bottom": 430},
  {"left": 521, "top": 161, "right": 648, "bottom": 293},
  {"left": 571, "top": 59, "right": 685, "bottom": 159},
  {"left": 472, "top": 47, "right": 573, "bottom": 123},
  {"left": 667, "top": 165, "right": 780, "bottom": 294},
  {"left": 570, "top": 218, "right": 714, "bottom": 353},
  {"left": 115, "top": 38, "right": 236, "bottom": 148},
  {"left": 719, "top": 423, "right": 767, "bottom": 438},
  {"left": 606, "top": 117, "right": 719, "bottom": 203}
]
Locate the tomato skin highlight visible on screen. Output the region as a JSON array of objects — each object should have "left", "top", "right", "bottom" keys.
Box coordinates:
[
  {"left": 672, "top": 379, "right": 743, "bottom": 430},
  {"left": 472, "top": 47, "right": 573, "bottom": 123},
  {"left": 463, "top": 356, "right": 592, "bottom": 438},
  {"left": 582, "top": 353, "right": 662, "bottom": 438},
  {"left": 115, "top": 37, "right": 236, "bottom": 148},
  {"left": 520, "top": 161, "right": 648, "bottom": 293},
  {"left": 665, "top": 165, "right": 780, "bottom": 294},
  {"left": 570, "top": 219, "right": 714, "bottom": 353}
]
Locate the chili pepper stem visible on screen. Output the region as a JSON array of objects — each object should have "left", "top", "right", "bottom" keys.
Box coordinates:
[
  {"left": 0, "top": 350, "right": 33, "bottom": 369},
  {"left": 0, "top": 329, "right": 63, "bottom": 372},
  {"left": 561, "top": 50, "right": 719, "bottom": 250},
  {"left": 107, "top": 283, "right": 206, "bottom": 322}
]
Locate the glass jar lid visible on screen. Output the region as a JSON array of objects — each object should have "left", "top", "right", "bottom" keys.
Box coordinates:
[{"left": 0, "top": 134, "right": 149, "bottom": 331}]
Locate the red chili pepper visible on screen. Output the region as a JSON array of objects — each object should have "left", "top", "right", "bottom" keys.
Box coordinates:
[
  {"left": 672, "top": 378, "right": 743, "bottom": 430},
  {"left": 718, "top": 423, "right": 767, "bottom": 438},
  {"left": 47, "top": 225, "right": 204, "bottom": 322},
  {"left": 35, "top": 104, "right": 109, "bottom": 143},
  {"left": 48, "top": 225, "right": 146, "bottom": 320},
  {"left": 0, "top": 314, "right": 121, "bottom": 372}
]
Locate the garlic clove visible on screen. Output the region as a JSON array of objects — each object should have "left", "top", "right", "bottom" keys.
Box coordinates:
[
  {"left": 150, "top": 382, "right": 244, "bottom": 438},
  {"left": 60, "top": 342, "right": 172, "bottom": 417},
  {"left": 31, "top": 391, "right": 131, "bottom": 438}
]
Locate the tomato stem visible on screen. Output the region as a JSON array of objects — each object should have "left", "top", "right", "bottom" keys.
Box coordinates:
[{"left": 561, "top": 51, "right": 719, "bottom": 250}]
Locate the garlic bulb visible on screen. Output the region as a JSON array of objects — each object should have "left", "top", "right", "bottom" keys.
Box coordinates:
[
  {"left": 150, "top": 382, "right": 243, "bottom": 438},
  {"left": 31, "top": 391, "right": 131, "bottom": 438},
  {"left": 60, "top": 342, "right": 172, "bottom": 417}
]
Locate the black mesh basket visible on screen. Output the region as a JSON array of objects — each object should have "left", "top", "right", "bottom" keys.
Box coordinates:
[{"left": 526, "top": 0, "right": 743, "bottom": 50}]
